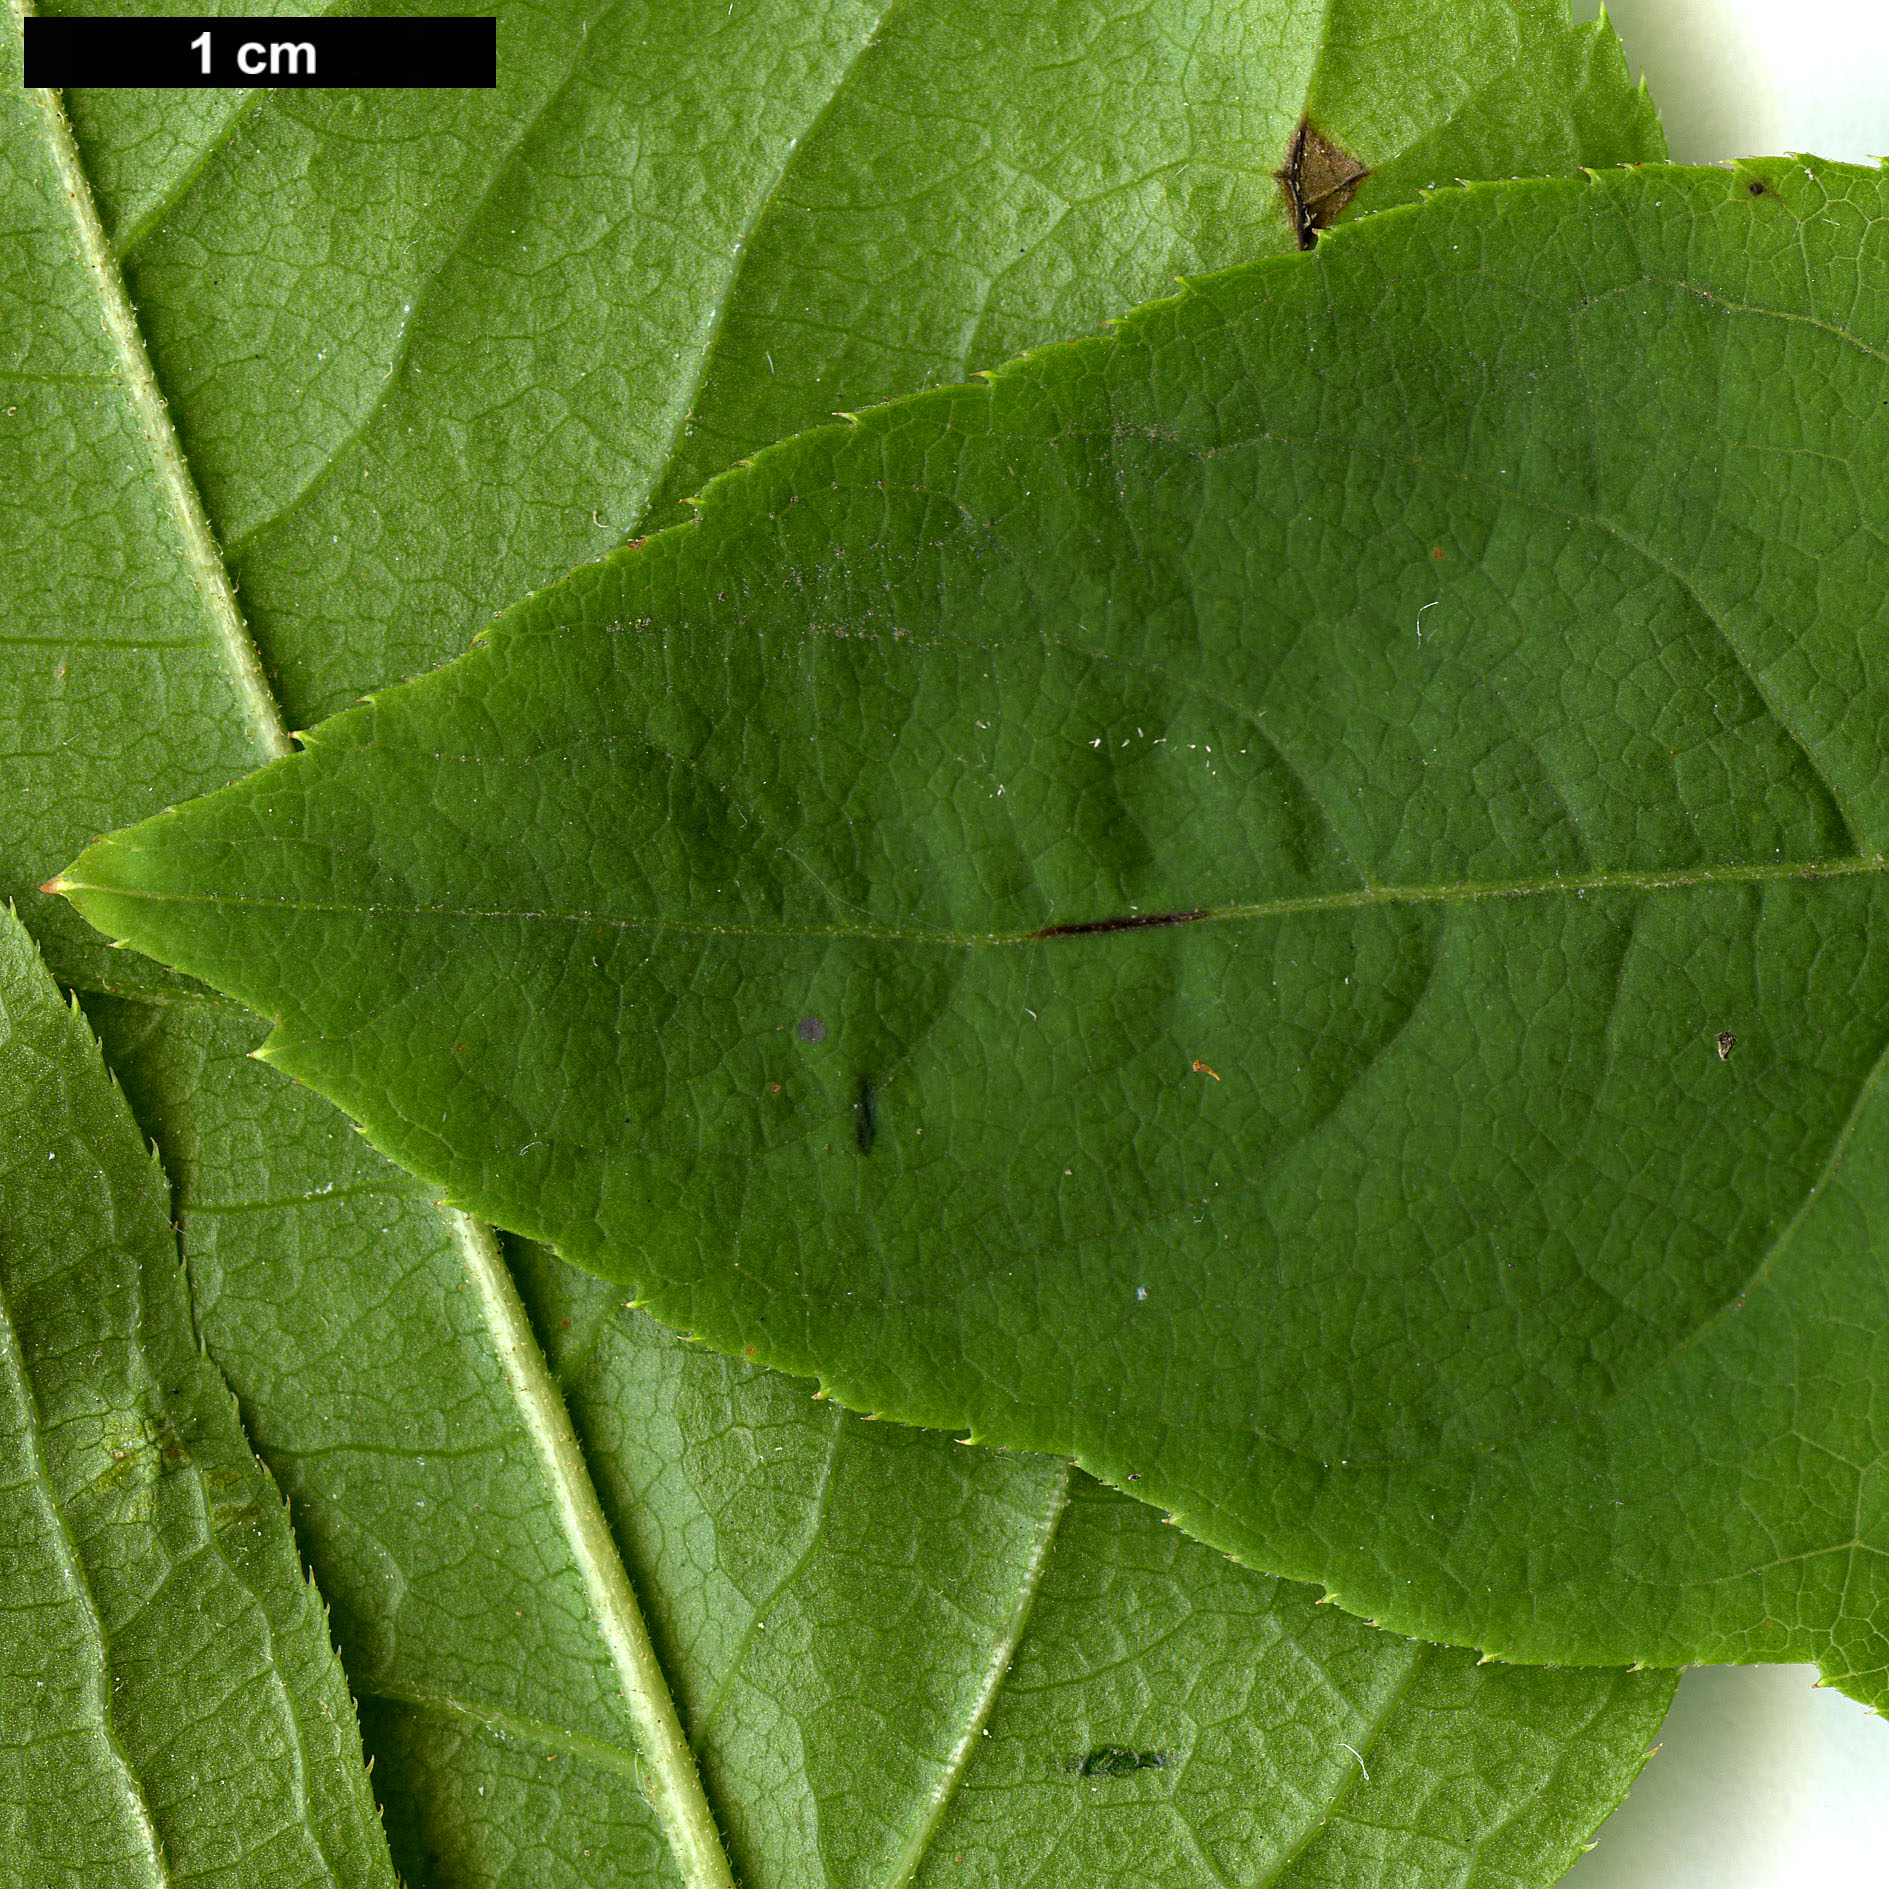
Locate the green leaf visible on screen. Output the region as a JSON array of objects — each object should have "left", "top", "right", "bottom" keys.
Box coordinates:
[
  {"left": 7, "top": 0, "right": 1659, "bottom": 980},
  {"left": 11, "top": 0, "right": 1678, "bottom": 1876},
  {"left": 32, "top": 0, "right": 1662, "bottom": 744},
  {"left": 0, "top": 906, "right": 396, "bottom": 1888},
  {"left": 2, "top": 10, "right": 289, "bottom": 992},
  {"left": 85, "top": 992, "right": 1672, "bottom": 1887},
  {"left": 64, "top": 156, "right": 1889, "bottom": 1712}
]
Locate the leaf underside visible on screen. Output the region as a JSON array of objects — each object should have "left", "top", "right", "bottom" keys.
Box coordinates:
[
  {"left": 0, "top": 908, "right": 398, "bottom": 1889},
  {"left": 10, "top": 0, "right": 1686, "bottom": 1880},
  {"left": 9, "top": 0, "right": 1661, "bottom": 988},
  {"left": 66, "top": 157, "right": 1889, "bottom": 1712},
  {"left": 88, "top": 992, "right": 1673, "bottom": 1889}
]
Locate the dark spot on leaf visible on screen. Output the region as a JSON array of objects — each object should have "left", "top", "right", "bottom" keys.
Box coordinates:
[
  {"left": 1033, "top": 910, "right": 1210, "bottom": 940},
  {"left": 1747, "top": 179, "right": 1768, "bottom": 197},
  {"left": 855, "top": 1077, "right": 876, "bottom": 1153},
  {"left": 1717, "top": 1031, "right": 1737, "bottom": 1061},
  {"left": 797, "top": 1016, "right": 825, "bottom": 1043},
  {"left": 1277, "top": 118, "right": 1370, "bottom": 249},
  {"left": 1078, "top": 1747, "right": 1170, "bottom": 1778}
]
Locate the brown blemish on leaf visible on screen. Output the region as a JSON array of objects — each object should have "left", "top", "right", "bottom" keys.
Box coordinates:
[
  {"left": 1033, "top": 909, "right": 1210, "bottom": 940},
  {"left": 1277, "top": 118, "right": 1370, "bottom": 249},
  {"left": 1717, "top": 1031, "right": 1737, "bottom": 1061}
]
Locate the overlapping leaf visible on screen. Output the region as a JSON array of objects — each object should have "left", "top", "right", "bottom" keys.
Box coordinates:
[
  {"left": 10, "top": 0, "right": 1685, "bottom": 1879},
  {"left": 66, "top": 157, "right": 1889, "bottom": 1713},
  {"left": 0, "top": 908, "right": 398, "bottom": 1889}
]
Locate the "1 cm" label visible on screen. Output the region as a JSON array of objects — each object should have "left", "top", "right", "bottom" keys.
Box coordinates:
[{"left": 188, "top": 29, "right": 316, "bottom": 78}]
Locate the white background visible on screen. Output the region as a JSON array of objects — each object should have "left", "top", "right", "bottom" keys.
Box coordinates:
[{"left": 1556, "top": 4, "right": 1889, "bottom": 1884}]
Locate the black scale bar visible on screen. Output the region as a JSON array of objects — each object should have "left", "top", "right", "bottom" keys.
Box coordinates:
[{"left": 23, "top": 15, "right": 497, "bottom": 88}]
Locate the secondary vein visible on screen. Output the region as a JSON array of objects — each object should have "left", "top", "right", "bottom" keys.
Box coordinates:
[
  {"left": 883, "top": 1461, "right": 1073, "bottom": 1889},
  {"left": 1251, "top": 1639, "right": 1426, "bottom": 1889},
  {"left": 636, "top": 0, "right": 910, "bottom": 527},
  {"left": 356, "top": 1682, "right": 651, "bottom": 1784},
  {"left": 0, "top": 1278, "right": 171, "bottom": 1887}
]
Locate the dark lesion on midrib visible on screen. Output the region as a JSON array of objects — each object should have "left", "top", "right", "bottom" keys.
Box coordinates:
[
  {"left": 1277, "top": 116, "right": 1370, "bottom": 249},
  {"left": 1030, "top": 910, "right": 1210, "bottom": 940}
]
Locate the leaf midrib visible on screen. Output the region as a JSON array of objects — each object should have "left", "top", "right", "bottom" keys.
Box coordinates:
[
  {"left": 17, "top": 25, "right": 291, "bottom": 768},
  {"left": 69, "top": 849, "right": 1889, "bottom": 947},
  {"left": 28, "top": 71, "right": 744, "bottom": 1889},
  {"left": 430, "top": 1212, "right": 743, "bottom": 1889}
]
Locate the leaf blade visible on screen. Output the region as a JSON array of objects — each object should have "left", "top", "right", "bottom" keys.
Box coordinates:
[
  {"left": 66, "top": 157, "right": 1889, "bottom": 1706},
  {"left": 21, "top": 2, "right": 1688, "bottom": 1877},
  {"left": 75, "top": 0, "right": 1663, "bottom": 726},
  {"left": 0, "top": 907, "right": 397, "bottom": 1889},
  {"left": 78, "top": 983, "right": 1678, "bottom": 1887},
  {"left": 0, "top": 8, "right": 282, "bottom": 991}
]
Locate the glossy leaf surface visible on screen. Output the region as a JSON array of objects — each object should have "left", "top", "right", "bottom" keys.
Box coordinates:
[
  {"left": 67, "top": 158, "right": 1889, "bottom": 1709},
  {"left": 11, "top": 0, "right": 1679, "bottom": 1878},
  {"left": 0, "top": 908, "right": 397, "bottom": 1889}
]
